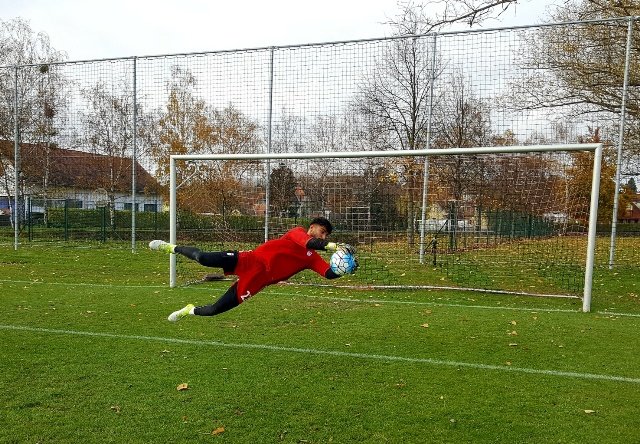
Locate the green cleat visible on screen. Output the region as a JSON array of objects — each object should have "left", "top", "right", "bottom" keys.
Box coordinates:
[
  {"left": 149, "top": 240, "right": 176, "bottom": 254},
  {"left": 168, "top": 304, "right": 195, "bottom": 322}
]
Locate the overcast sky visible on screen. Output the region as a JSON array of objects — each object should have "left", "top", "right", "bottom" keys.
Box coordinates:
[{"left": 3, "top": 0, "right": 557, "bottom": 61}]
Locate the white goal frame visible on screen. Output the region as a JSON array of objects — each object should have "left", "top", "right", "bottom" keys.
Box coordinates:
[{"left": 168, "top": 143, "right": 603, "bottom": 312}]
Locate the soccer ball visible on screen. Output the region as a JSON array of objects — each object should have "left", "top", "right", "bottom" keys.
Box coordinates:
[{"left": 330, "top": 250, "right": 357, "bottom": 276}]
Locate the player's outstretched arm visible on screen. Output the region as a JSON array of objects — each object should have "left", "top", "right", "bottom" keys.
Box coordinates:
[{"left": 306, "top": 238, "right": 356, "bottom": 254}]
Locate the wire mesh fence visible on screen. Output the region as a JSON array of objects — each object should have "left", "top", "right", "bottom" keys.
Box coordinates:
[{"left": 1, "top": 18, "right": 639, "bottom": 278}]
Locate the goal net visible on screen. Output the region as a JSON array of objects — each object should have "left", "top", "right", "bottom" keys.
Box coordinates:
[{"left": 168, "top": 144, "right": 602, "bottom": 311}]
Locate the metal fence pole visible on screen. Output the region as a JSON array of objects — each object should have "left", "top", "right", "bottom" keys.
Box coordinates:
[
  {"left": 101, "top": 205, "right": 106, "bottom": 243},
  {"left": 64, "top": 200, "right": 69, "bottom": 241},
  {"left": 169, "top": 156, "right": 177, "bottom": 287},
  {"left": 419, "top": 34, "right": 438, "bottom": 264},
  {"left": 13, "top": 66, "right": 19, "bottom": 251},
  {"left": 27, "top": 196, "right": 31, "bottom": 241},
  {"left": 609, "top": 17, "right": 634, "bottom": 269},
  {"left": 131, "top": 56, "right": 138, "bottom": 252},
  {"left": 264, "top": 47, "right": 274, "bottom": 242}
]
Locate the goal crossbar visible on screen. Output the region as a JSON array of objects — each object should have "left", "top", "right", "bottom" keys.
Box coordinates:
[
  {"left": 168, "top": 143, "right": 603, "bottom": 312},
  {"left": 169, "top": 144, "right": 602, "bottom": 161}
]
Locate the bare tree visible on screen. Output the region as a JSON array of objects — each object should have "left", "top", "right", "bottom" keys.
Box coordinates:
[
  {"left": 0, "top": 18, "right": 66, "bottom": 228},
  {"left": 269, "top": 163, "right": 297, "bottom": 217},
  {"left": 507, "top": 1, "right": 640, "bottom": 173},
  {"left": 80, "top": 80, "right": 139, "bottom": 225},
  {"left": 0, "top": 18, "right": 67, "bottom": 141},
  {"left": 355, "top": 5, "right": 442, "bottom": 245},
  {"left": 430, "top": 72, "right": 493, "bottom": 227},
  {"left": 272, "top": 107, "right": 304, "bottom": 153},
  {"left": 355, "top": 1, "right": 523, "bottom": 245},
  {"left": 432, "top": 72, "right": 493, "bottom": 149},
  {"left": 211, "top": 104, "right": 262, "bottom": 155}
]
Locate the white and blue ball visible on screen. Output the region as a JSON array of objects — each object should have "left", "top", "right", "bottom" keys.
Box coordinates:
[{"left": 330, "top": 250, "right": 357, "bottom": 275}]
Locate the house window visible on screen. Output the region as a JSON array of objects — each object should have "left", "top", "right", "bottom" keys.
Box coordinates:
[
  {"left": 143, "top": 203, "right": 157, "bottom": 212},
  {"left": 0, "top": 197, "right": 10, "bottom": 209},
  {"left": 123, "top": 203, "right": 139, "bottom": 211},
  {"left": 47, "top": 199, "right": 81, "bottom": 209},
  {"left": 66, "top": 199, "right": 83, "bottom": 209},
  {"left": 49, "top": 200, "right": 66, "bottom": 208},
  {"left": 31, "top": 198, "right": 45, "bottom": 207}
]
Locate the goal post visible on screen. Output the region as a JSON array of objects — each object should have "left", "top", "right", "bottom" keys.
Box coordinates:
[
  {"left": 583, "top": 143, "right": 603, "bottom": 312},
  {"left": 168, "top": 143, "right": 602, "bottom": 312}
]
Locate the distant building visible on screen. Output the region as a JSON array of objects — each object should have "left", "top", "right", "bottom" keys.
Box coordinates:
[
  {"left": 0, "top": 141, "right": 163, "bottom": 213},
  {"left": 619, "top": 194, "right": 640, "bottom": 223}
]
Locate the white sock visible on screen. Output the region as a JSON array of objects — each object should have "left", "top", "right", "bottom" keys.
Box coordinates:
[{"left": 189, "top": 307, "right": 196, "bottom": 315}]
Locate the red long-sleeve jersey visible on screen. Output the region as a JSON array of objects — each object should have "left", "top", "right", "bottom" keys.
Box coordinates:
[{"left": 232, "top": 227, "right": 330, "bottom": 300}]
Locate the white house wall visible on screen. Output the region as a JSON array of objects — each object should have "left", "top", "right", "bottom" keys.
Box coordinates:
[{"left": 4, "top": 186, "right": 163, "bottom": 213}]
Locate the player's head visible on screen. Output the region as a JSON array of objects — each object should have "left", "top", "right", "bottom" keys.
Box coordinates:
[{"left": 308, "top": 217, "right": 333, "bottom": 239}]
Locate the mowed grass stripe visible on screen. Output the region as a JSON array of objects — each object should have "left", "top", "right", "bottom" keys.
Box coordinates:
[
  {"left": 3, "top": 277, "right": 639, "bottom": 318},
  {"left": 3, "top": 323, "right": 640, "bottom": 385}
]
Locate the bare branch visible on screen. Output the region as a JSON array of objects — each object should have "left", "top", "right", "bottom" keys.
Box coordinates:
[{"left": 387, "top": 0, "right": 521, "bottom": 34}]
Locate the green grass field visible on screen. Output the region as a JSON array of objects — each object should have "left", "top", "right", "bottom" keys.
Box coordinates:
[{"left": 2, "top": 242, "right": 640, "bottom": 443}]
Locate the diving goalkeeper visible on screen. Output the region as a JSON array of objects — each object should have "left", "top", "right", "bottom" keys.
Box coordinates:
[{"left": 149, "top": 217, "right": 357, "bottom": 322}]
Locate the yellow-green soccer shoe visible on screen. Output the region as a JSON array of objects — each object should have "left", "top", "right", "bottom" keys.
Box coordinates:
[
  {"left": 148, "top": 240, "right": 176, "bottom": 254},
  {"left": 168, "top": 304, "right": 195, "bottom": 322}
]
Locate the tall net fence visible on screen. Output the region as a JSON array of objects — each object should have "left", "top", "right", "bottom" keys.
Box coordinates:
[{"left": 1, "top": 18, "right": 638, "bottom": 274}]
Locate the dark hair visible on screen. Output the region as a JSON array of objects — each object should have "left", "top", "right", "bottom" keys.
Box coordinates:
[{"left": 309, "top": 217, "right": 333, "bottom": 235}]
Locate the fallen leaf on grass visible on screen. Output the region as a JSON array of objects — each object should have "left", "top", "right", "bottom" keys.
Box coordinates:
[
  {"left": 421, "top": 323, "right": 429, "bottom": 328},
  {"left": 211, "top": 427, "right": 225, "bottom": 435},
  {"left": 110, "top": 405, "right": 121, "bottom": 413},
  {"left": 176, "top": 383, "right": 189, "bottom": 391},
  {"left": 584, "top": 410, "right": 596, "bottom": 414}
]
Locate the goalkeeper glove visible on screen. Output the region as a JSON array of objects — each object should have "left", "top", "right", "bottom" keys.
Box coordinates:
[
  {"left": 350, "top": 255, "right": 360, "bottom": 273},
  {"left": 327, "top": 242, "right": 356, "bottom": 255}
]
